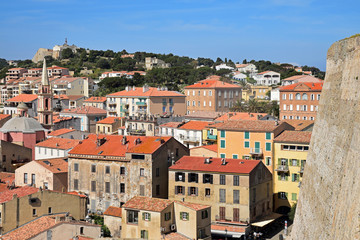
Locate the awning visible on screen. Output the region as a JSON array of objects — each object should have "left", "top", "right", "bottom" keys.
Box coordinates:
[{"left": 251, "top": 213, "right": 283, "bottom": 227}]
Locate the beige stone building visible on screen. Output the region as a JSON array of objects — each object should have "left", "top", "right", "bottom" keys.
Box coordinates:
[
  {"left": 83, "top": 96, "right": 107, "bottom": 109},
  {"left": 169, "top": 156, "right": 273, "bottom": 237},
  {"left": 15, "top": 158, "right": 68, "bottom": 192},
  {"left": 96, "top": 116, "right": 124, "bottom": 135},
  {"left": 0, "top": 140, "right": 33, "bottom": 172},
  {"left": 121, "top": 196, "right": 211, "bottom": 240},
  {"left": 184, "top": 75, "right": 242, "bottom": 114},
  {"left": 68, "top": 134, "right": 189, "bottom": 213},
  {"left": 106, "top": 85, "right": 186, "bottom": 117},
  {"left": 0, "top": 186, "right": 87, "bottom": 234},
  {"left": 104, "top": 206, "right": 122, "bottom": 238},
  {"left": 125, "top": 115, "right": 157, "bottom": 136},
  {"left": 145, "top": 57, "right": 171, "bottom": 70},
  {"left": 190, "top": 144, "right": 218, "bottom": 158}
]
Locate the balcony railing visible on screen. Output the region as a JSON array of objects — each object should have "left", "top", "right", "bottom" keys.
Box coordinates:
[
  {"left": 136, "top": 102, "right": 147, "bottom": 106},
  {"left": 207, "top": 134, "right": 217, "bottom": 140},
  {"left": 250, "top": 148, "right": 263, "bottom": 155},
  {"left": 275, "top": 165, "right": 289, "bottom": 172},
  {"left": 128, "top": 129, "right": 146, "bottom": 135},
  {"left": 107, "top": 107, "right": 117, "bottom": 112},
  {"left": 181, "top": 136, "right": 199, "bottom": 143}
]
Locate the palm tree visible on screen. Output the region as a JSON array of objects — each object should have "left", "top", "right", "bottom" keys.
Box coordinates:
[{"left": 231, "top": 99, "right": 247, "bottom": 112}]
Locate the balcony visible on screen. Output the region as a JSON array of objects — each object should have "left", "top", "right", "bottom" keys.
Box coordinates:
[
  {"left": 250, "top": 148, "right": 263, "bottom": 156},
  {"left": 298, "top": 166, "right": 305, "bottom": 174},
  {"left": 275, "top": 165, "right": 289, "bottom": 172},
  {"left": 128, "top": 129, "right": 146, "bottom": 136},
  {"left": 136, "top": 102, "right": 147, "bottom": 106},
  {"left": 108, "top": 101, "right": 117, "bottom": 106},
  {"left": 108, "top": 107, "right": 117, "bottom": 112},
  {"left": 181, "top": 136, "right": 200, "bottom": 143},
  {"left": 207, "top": 134, "right": 217, "bottom": 141}
]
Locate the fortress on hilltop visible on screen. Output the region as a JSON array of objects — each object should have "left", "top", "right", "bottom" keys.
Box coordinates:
[{"left": 32, "top": 38, "right": 79, "bottom": 63}]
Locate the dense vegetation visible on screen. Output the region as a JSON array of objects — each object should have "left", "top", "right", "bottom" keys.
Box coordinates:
[{"left": 231, "top": 99, "right": 280, "bottom": 117}]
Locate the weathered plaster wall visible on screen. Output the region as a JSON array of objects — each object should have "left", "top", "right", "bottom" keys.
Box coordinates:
[{"left": 289, "top": 35, "right": 360, "bottom": 240}]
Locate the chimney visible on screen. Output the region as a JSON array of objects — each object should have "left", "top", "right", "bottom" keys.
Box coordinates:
[
  {"left": 275, "top": 119, "right": 279, "bottom": 126},
  {"left": 125, "top": 86, "right": 129, "bottom": 91},
  {"left": 221, "top": 158, "right": 227, "bottom": 165},
  {"left": 132, "top": 86, "right": 136, "bottom": 91}
]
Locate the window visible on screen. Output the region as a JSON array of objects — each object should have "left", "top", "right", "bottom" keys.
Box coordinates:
[
  {"left": 198, "top": 90, "right": 200, "bottom": 96},
  {"left": 143, "top": 212, "right": 151, "bottom": 221},
  {"left": 120, "top": 183, "right": 125, "bottom": 193},
  {"left": 187, "top": 101, "right": 190, "bottom": 106},
  {"left": 198, "top": 101, "right": 200, "bottom": 106},
  {"left": 188, "top": 187, "right": 198, "bottom": 196},
  {"left": 290, "top": 104, "right": 293, "bottom": 110},
  {"left": 232, "top": 154, "right": 238, "bottom": 159},
  {"left": 278, "top": 192, "right": 287, "bottom": 200},
  {"left": 33, "top": 209, "right": 37, "bottom": 216},
  {"left": 105, "top": 182, "right": 110, "bottom": 193},
  {"left": 283, "top": 104, "right": 286, "bottom": 111},
  {"left": 209, "top": 101, "right": 212, "bottom": 107},
  {"left": 311, "top": 94, "right": 314, "bottom": 100},
  {"left": 180, "top": 212, "right": 189, "bottom": 221},
  {"left": 233, "top": 176, "right": 239, "bottom": 186},
  {"left": 74, "top": 163, "right": 79, "bottom": 172},
  {"left": 203, "top": 90, "right": 206, "bottom": 96},
  {"left": 282, "top": 94, "right": 286, "bottom": 100},
  {"left": 91, "top": 181, "right": 96, "bottom": 192},
  {"left": 201, "top": 210, "right": 208, "bottom": 219},
  {"left": 266, "top": 132, "right": 271, "bottom": 140},
  {"left": 31, "top": 174, "right": 35, "bottom": 185},
  {"left": 127, "top": 210, "right": 139, "bottom": 224},
  {"left": 220, "top": 175, "right": 226, "bottom": 185},
  {"left": 266, "top": 142, "right": 271, "bottom": 151},
  {"left": 233, "top": 190, "right": 240, "bottom": 204},
  {"left": 105, "top": 166, "right": 110, "bottom": 174},
  {"left": 203, "top": 174, "right": 213, "bottom": 184},
  {"left": 244, "top": 141, "right": 250, "bottom": 148},
  {"left": 219, "top": 207, "right": 225, "bottom": 220},
  {"left": 140, "top": 185, "right": 145, "bottom": 196},
  {"left": 205, "top": 188, "right": 211, "bottom": 197},
  {"left": 220, "top": 130, "right": 225, "bottom": 138},
  {"left": 91, "top": 164, "right": 96, "bottom": 173},
  {"left": 292, "top": 173, "right": 299, "bottom": 182},
  {"left": 44, "top": 182, "right": 48, "bottom": 189},
  {"left": 289, "top": 94, "right": 293, "bottom": 100},
  {"left": 218, "top": 91, "right": 221, "bottom": 97},
  {"left": 175, "top": 186, "right": 184, "bottom": 195},
  {"left": 155, "top": 168, "right": 160, "bottom": 177},
  {"left": 188, "top": 173, "right": 198, "bottom": 183},
  {"left": 192, "top": 101, "right": 195, "bottom": 106},
  {"left": 175, "top": 172, "right": 185, "bottom": 182},
  {"left": 120, "top": 167, "right": 125, "bottom": 175},
  {"left": 74, "top": 179, "right": 79, "bottom": 190},
  {"left": 233, "top": 208, "right": 239, "bottom": 222},
  {"left": 266, "top": 157, "right": 272, "bottom": 166},
  {"left": 48, "top": 207, "right": 52, "bottom": 214},
  {"left": 317, "top": 94, "right": 320, "bottom": 100},
  {"left": 295, "top": 93, "right": 301, "bottom": 100},
  {"left": 218, "top": 101, "right": 221, "bottom": 107},
  {"left": 244, "top": 131, "right": 250, "bottom": 139},
  {"left": 292, "top": 159, "right": 299, "bottom": 166},
  {"left": 209, "top": 90, "right": 212, "bottom": 96},
  {"left": 140, "top": 168, "right": 145, "bottom": 176},
  {"left": 24, "top": 173, "right": 28, "bottom": 184},
  {"left": 165, "top": 212, "right": 171, "bottom": 221},
  {"left": 203, "top": 101, "right": 206, "bottom": 107},
  {"left": 219, "top": 189, "right": 226, "bottom": 203},
  {"left": 220, "top": 140, "right": 226, "bottom": 149}
]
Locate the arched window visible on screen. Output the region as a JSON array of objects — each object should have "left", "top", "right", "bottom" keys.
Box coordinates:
[
  {"left": 302, "top": 93, "right": 308, "bottom": 100},
  {"left": 295, "top": 93, "right": 301, "bottom": 100}
]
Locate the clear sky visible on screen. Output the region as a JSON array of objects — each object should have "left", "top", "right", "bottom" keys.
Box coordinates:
[{"left": 0, "top": 0, "right": 359, "bottom": 70}]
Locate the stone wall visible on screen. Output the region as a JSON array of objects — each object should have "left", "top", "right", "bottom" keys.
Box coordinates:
[{"left": 289, "top": 35, "right": 360, "bottom": 240}]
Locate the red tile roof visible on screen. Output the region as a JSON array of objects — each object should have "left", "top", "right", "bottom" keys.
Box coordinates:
[
  {"left": 0, "top": 186, "right": 39, "bottom": 204},
  {"left": 97, "top": 117, "right": 123, "bottom": 124},
  {"left": 123, "top": 196, "right": 173, "bottom": 212},
  {"left": 283, "top": 120, "right": 314, "bottom": 131},
  {"left": 215, "top": 112, "right": 267, "bottom": 121},
  {"left": 34, "top": 158, "right": 68, "bottom": 173},
  {"left": 216, "top": 120, "right": 292, "bottom": 132},
  {"left": 69, "top": 134, "right": 171, "bottom": 156},
  {"left": 274, "top": 130, "right": 312, "bottom": 144},
  {"left": 36, "top": 138, "right": 80, "bottom": 150},
  {"left": 0, "top": 172, "right": 15, "bottom": 185},
  {"left": 66, "top": 191, "right": 87, "bottom": 198},
  {"left": 159, "top": 122, "right": 183, "bottom": 128},
  {"left": 53, "top": 115, "right": 73, "bottom": 123},
  {"left": 283, "top": 75, "right": 321, "bottom": 82},
  {"left": 169, "top": 156, "right": 260, "bottom": 174},
  {"left": 6, "top": 94, "right": 38, "bottom": 103},
  {"left": 175, "top": 201, "right": 210, "bottom": 211},
  {"left": 51, "top": 77, "right": 84, "bottom": 84},
  {"left": 48, "top": 66, "right": 68, "bottom": 70},
  {"left": 165, "top": 232, "right": 192, "bottom": 240},
  {"left": 104, "top": 206, "right": 122, "bottom": 217},
  {"left": 61, "top": 106, "right": 107, "bottom": 115},
  {"left": 48, "top": 128, "right": 75, "bottom": 136},
  {"left": 185, "top": 76, "right": 241, "bottom": 89},
  {"left": 84, "top": 96, "right": 107, "bottom": 103},
  {"left": 279, "top": 82, "right": 323, "bottom": 91},
  {"left": 53, "top": 94, "right": 69, "bottom": 100},
  {"left": 211, "top": 223, "right": 246, "bottom": 233},
  {"left": 191, "top": 144, "right": 218, "bottom": 153},
  {"left": 178, "top": 121, "right": 211, "bottom": 131},
  {"left": 108, "top": 87, "right": 184, "bottom": 97},
  {"left": 0, "top": 114, "right": 11, "bottom": 121},
  {"left": 67, "top": 95, "right": 85, "bottom": 101}
]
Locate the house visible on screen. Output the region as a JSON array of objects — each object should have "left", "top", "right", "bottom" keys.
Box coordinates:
[
  {"left": 60, "top": 106, "right": 107, "bottom": 132},
  {"left": 145, "top": 57, "right": 171, "bottom": 70},
  {"left": 0, "top": 186, "right": 87, "bottom": 233},
  {"left": 68, "top": 95, "right": 86, "bottom": 109},
  {"left": 253, "top": 71, "right": 280, "bottom": 86},
  {"left": 184, "top": 75, "right": 242, "bottom": 114},
  {"left": 215, "top": 120, "right": 294, "bottom": 173},
  {"left": 1, "top": 213, "right": 100, "bottom": 240},
  {"left": 282, "top": 75, "right": 322, "bottom": 86},
  {"left": 47, "top": 128, "right": 90, "bottom": 140},
  {"left": 5, "top": 68, "right": 27, "bottom": 81},
  {"left": 83, "top": 96, "right": 107, "bottom": 109},
  {"left": 121, "top": 196, "right": 211, "bottom": 240},
  {"left": 235, "top": 63, "right": 257, "bottom": 73},
  {"left": 106, "top": 85, "right": 186, "bottom": 117},
  {"left": 273, "top": 131, "right": 311, "bottom": 213},
  {"left": 3, "top": 94, "right": 38, "bottom": 117},
  {"left": 168, "top": 156, "right": 273, "bottom": 238},
  {"left": 215, "top": 63, "right": 234, "bottom": 71},
  {"left": 15, "top": 158, "right": 68, "bottom": 191},
  {"left": 96, "top": 116, "right": 124, "bottom": 135},
  {"left": 190, "top": 144, "right": 218, "bottom": 158},
  {"left": 158, "top": 122, "right": 182, "bottom": 138},
  {"left": 125, "top": 115, "right": 157, "bottom": 136},
  {"left": 104, "top": 206, "right": 122, "bottom": 238},
  {"left": 279, "top": 82, "right": 323, "bottom": 120},
  {"left": 232, "top": 72, "right": 247, "bottom": 82},
  {"left": 35, "top": 137, "right": 80, "bottom": 160},
  {"left": 51, "top": 77, "right": 92, "bottom": 97},
  {"left": 67, "top": 134, "right": 189, "bottom": 212},
  {"left": 283, "top": 119, "right": 314, "bottom": 131}
]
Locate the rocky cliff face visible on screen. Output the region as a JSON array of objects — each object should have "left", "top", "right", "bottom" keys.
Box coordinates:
[{"left": 289, "top": 35, "right": 360, "bottom": 240}]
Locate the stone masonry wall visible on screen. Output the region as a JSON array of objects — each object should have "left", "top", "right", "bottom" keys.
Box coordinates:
[{"left": 289, "top": 35, "right": 360, "bottom": 240}]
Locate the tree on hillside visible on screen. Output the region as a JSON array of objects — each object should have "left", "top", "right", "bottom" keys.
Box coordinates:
[
  {"left": 96, "top": 59, "right": 110, "bottom": 69},
  {"left": 0, "top": 58, "right": 8, "bottom": 69},
  {"left": 61, "top": 48, "right": 74, "bottom": 59},
  {"left": 242, "top": 59, "right": 247, "bottom": 64}
]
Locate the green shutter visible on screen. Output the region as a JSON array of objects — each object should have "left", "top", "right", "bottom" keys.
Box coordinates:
[
  {"left": 278, "top": 174, "right": 281, "bottom": 180},
  {"left": 285, "top": 175, "right": 288, "bottom": 181},
  {"left": 220, "top": 130, "right": 225, "bottom": 138},
  {"left": 186, "top": 212, "right": 189, "bottom": 220},
  {"left": 285, "top": 159, "right": 289, "bottom": 165},
  {"left": 297, "top": 160, "right": 300, "bottom": 166},
  {"left": 220, "top": 153, "right": 226, "bottom": 158},
  {"left": 285, "top": 192, "right": 288, "bottom": 198},
  {"left": 142, "top": 212, "right": 145, "bottom": 220},
  {"left": 233, "top": 154, "right": 238, "bottom": 159},
  {"left": 292, "top": 193, "right": 297, "bottom": 201},
  {"left": 266, "top": 142, "right": 271, "bottom": 151},
  {"left": 244, "top": 141, "right": 249, "bottom": 148},
  {"left": 221, "top": 140, "right": 226, "bottom": 148},
  {"left": 180, "top": 212, "right": 183, "bottom": 220},
  {"left": 148, "top": 213, "right": 151, "bottom": 221},
  {"left": 278, "top": 158, "right": 281, "bottom": 165},
  {"left": 292, "top": 174, "right": 295, "bottom": 182},
  {"left": 245, "top": 131, "right": 249, "bottom": 139}
]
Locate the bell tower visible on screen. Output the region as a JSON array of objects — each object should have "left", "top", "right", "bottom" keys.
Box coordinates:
[{"left": 38, "top": 58, "right": 53, "bottom": 129}]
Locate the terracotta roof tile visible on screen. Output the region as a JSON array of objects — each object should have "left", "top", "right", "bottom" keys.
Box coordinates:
[
  {"left": 159, "top": 122, "right": 182, "bottom": 128},
  {"left": 53, "top": 94, "right": 69, "bottom": 100},
  {"left": 51, "top": 77, "right": 84, "bottom": 84},
  {"left": 279, "top": 82, "right": 323, "bottom": 91},
  {"left": 97, "top": 117, "right": 123, "bottom": 124},
  {"left": 123, "top": 196, "right": 173, "bottom": 212},
  {"left": 0, "top": 114, "right": 11, "bottom": 120},
  {"left": 165, "top": 232, "right": 192, "bottom": 240},
  {"left": 169, "top": 156, "right": 260, "bottom": 174},
  {"left": 67, "top": 95, "right": 85, "bottom": 101},
  {"left": 36, "top": 138, "right": 80, "bottom": 150},
  {"left": 107, "top": 87, "right": 184, "bottom": 97},
  {"left": 35, "top": 158, "right": 68, "bottom": 173},
  {"left": 69, "top": 134, "right": 171, "bottom": 157},
  {"left": 191, "top": 144, "right": 218, "bottom": 153},
  {"left": 61, "top": 106, "right": 107, "bottom": 115},
  {"left": 185, "top": 111, "right": 224, "bottom": 119},
  {"left": 283, "top": 120, "right": 314, "bottom": 131},
  {"left": 104, "top": 206, "right": 122, "bottom": 217},
  {"left": 274, "top": 130, "right": 312, "bottom": 144},
  {"left": 216, "top": 120, "right": 292, "bottom": 132},
  {"left": 6, "top": 94, "right": 38, "bottom": 103},
  {"left": 185, "top": 76, "right": 241, "bottom": 89},
  {"left": 175, "top": 201, "right": 210, "bottom": 211},
  {"left": 211, "top": 223, "right": 246, "bottom": 233},
  {"left": 215, "top": 112, "right": 268, "bottom": 121},
  {"left": 48, "top": 128, "right": 76, "bottom": 136},
  {"left": 0, "top": 172, "right": 15, "bottom": 185},
  {"left": 178, "top": 121, "right": 211, "bottom": 130},
  {"left": 0, "top": 186, "right": 39, "bottom": 204},
  {"left": 52, "top": 115, "right": 73, "bottom": 123},
  {"left": 84, "top": 97, "right": 107, "bottom": 103}
]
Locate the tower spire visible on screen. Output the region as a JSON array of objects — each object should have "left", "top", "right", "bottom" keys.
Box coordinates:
[{"left": 41, "top": 58, "right": 49, "bottom": 85}]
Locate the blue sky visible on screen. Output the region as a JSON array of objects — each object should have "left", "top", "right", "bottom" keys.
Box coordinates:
[{"left": 0, "top": 0, "right": 359, "bottom": 70}]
